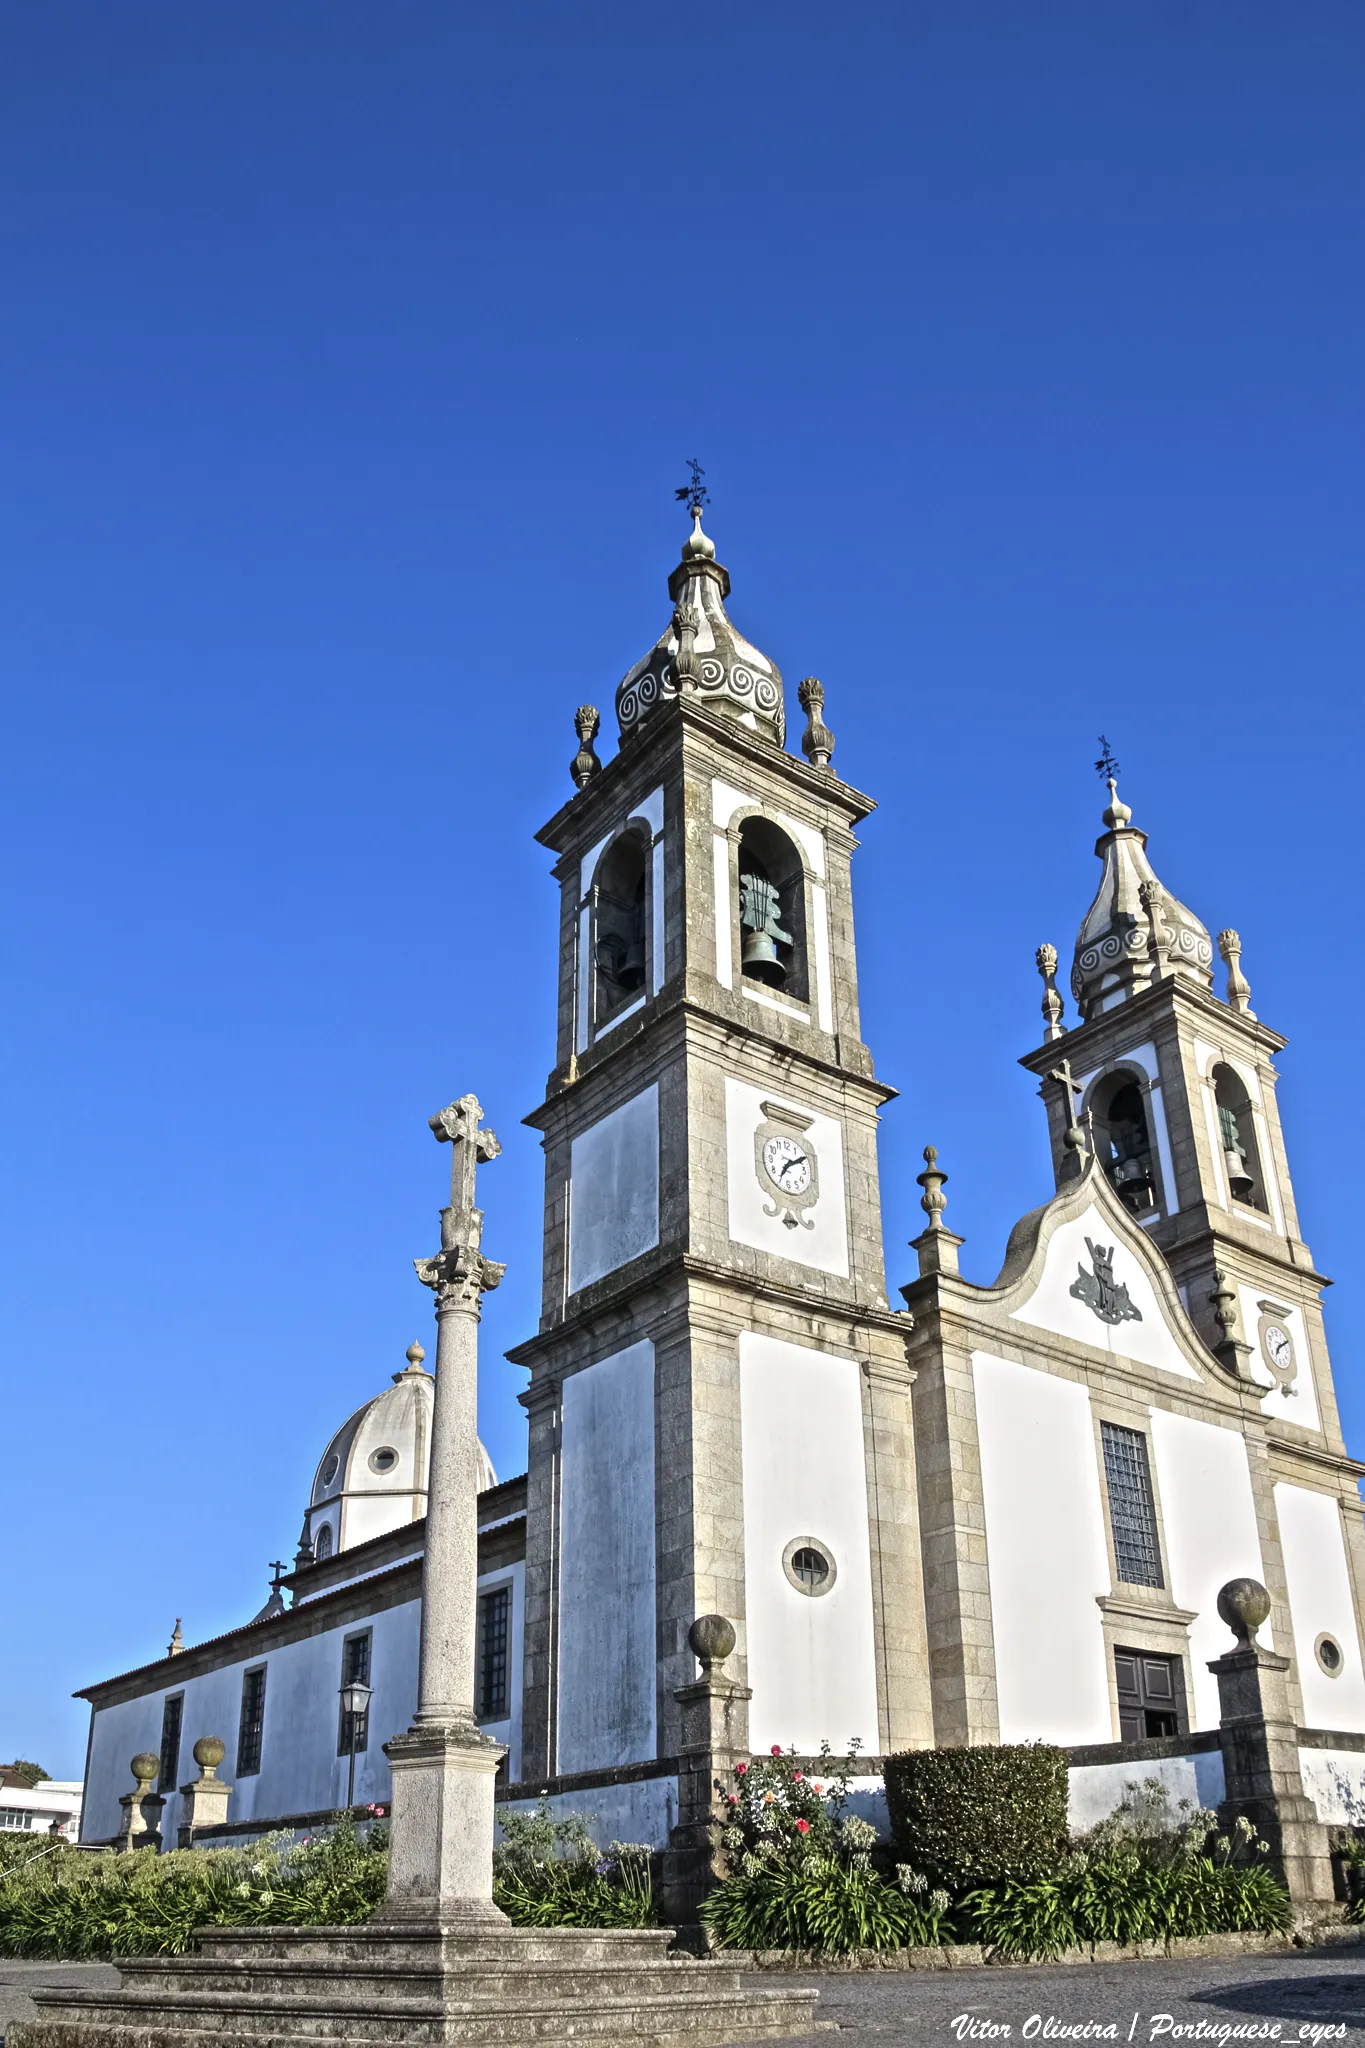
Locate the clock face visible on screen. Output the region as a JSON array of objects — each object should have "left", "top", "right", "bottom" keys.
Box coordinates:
[
  {"left": 1265, "top": 1325, "right": 1293, "bottom": 1373},
  {"left": 763, "top": 1134, "right": 812, "bottom": 1195}
]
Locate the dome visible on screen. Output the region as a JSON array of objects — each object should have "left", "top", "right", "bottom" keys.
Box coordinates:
[
  {"left": 1071, "top": 779, "right": 1213, "bottom": 1021},
  {"left": 305, "top": 1343, "right": 497, "bottom": 1558},
  {"left": 615, "top": 510, "right": 785, "bottom": 748}
]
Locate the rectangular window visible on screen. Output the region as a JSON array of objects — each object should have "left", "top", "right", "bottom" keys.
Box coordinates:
[
  {"left": 158, "top": 1694, "right": 184, "bottom": 1796},
  {"left": 0, "top": 1811, "right": 38, "bottom": 1830},
  {"left": 337, "top": 1630, "right": 372, "bottom": 1757},
  {"left": 236, "top": 1666, "right": 267, "bottom": 1777},
  {"left": 1101, "top": 1422, "right": 1164, "bottom": 1589},
  {"left": 1115, "top": 1648, "right": 1186, "bottom": 1742},
  {"left": 477, "top": 1586, "right": 511, "bottom": 1721}
]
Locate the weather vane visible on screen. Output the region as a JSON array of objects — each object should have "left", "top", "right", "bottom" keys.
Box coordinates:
[
  {"left": 675, "top": 458, "right": 709, "bottom": 518},
  {"left": 1094, "top": 735, "right": 1121, "bottom": 781}
]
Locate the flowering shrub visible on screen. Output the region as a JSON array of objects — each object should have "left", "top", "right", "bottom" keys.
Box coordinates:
[
  {"left": 702, "top": 1742, "right": 950, "bottom": 1954},
  {"left": 0, "top": 1820, "right": 388, "bottom": 1959},
  {"left": 964, "top": 1782, "right": 1291, "bottom": 1959},
  {"left": 492, "top": 1801, "right": 657, "bottom": 1928}
]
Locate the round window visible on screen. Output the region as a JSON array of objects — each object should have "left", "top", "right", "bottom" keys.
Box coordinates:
[
  {"left": 321, "top": 1454, "right": 340, "bottom": 1489},
  {"left": 1315, "top": 1633, "right": 1344, "bottom": 1677},
  {"left": 368, "top": 1446, "right": 399, "bottom": 1475},
  {"left": 781, "top": 1536, "right": 837, "bottom": 1598}
]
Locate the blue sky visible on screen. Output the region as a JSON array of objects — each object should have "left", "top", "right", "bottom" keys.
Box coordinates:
[{"left": 3, "top": 2, "right": 1363, "bottom": 1776}]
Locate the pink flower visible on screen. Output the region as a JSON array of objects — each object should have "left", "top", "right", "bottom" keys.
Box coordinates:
[
  {"left": 735, "top": 1762, "right": 748, "bottom": 1775},
  {"left": 796, "top": 1819, "right": 810, "bottom": 1834},
  {"left": 771, "top": 1745, "right": 782, "bottom": 1756},
  {"left": 813, "top": 1784, "right": 824, "bottom": 1795},
  {"left": 793, "top": 1773, "right": 804, "bottom": 1783},
  {"left": 726, "top": 1795, "right": 738, "bottom": 1806}
]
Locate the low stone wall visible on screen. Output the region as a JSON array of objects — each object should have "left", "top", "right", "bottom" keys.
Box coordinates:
[{"left": 728, "top": 1922, "right": 1365, "bottom": 1971}]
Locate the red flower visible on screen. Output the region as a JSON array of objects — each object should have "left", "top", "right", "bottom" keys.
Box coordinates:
[
  {"left": 771, "top": 1745, "right": 782, "bottom": 1756},
  {"left": 735, "top": 1762, "right": 748, "bottom": 1776},
  {"left": 813, "top": 1784, "right": 824, "bottom": 1795},
  {"left": 726, "top": 1794, "right": 738, "bottom": 1806},
  {"left": 793, "top": 1772, "right": 804, "bottom": 1783},
  {"left": 796, "top": 1819, "right": 810, "bottom": 1834}
]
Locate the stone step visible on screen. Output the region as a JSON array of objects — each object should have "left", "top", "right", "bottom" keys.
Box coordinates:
[
  {"left": 119, "top": 1956, "right": 762, "bottom": 2004},
  {"left": 191, "top": 1925, "right": 676, "bottom": 1968},
  {"left": 13, "top": 1981, "right": 828, "bottom": 2048}
]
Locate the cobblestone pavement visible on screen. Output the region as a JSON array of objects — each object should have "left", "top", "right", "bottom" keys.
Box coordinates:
[{"left": 1, "top": 1948, "right": 1362, "bottom": 2045}]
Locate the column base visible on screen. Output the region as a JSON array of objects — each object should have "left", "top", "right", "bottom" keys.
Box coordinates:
[{"left": 381, "top": 1721, "right": 508, "bottom": 1921}]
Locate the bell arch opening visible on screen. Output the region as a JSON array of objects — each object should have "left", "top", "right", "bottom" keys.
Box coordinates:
[
  {"left": 591, "top": 826, "right": 649, "bottom": 1029},
  {"left": 736, "top": 816, "right": 808, "bottom": 1003},
  {"left": 1212, "top": 1064, "right": 1267, "bottom": 1211},
  {"left": 1092, "top": 1072, "right": 1159, "bottom": 1214}
]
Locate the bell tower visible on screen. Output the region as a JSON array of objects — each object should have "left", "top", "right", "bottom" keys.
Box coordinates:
[
  {"left": 507, "top": 507, "right": 931, "bottom": 1879},
  {"left": 1022, "top": 778, "right": 1345, "bottom": 1446}
]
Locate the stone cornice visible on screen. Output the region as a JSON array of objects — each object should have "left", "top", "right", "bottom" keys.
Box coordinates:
[
  {"left": 1018, "top": 975, "right": 1289, "bottom": 1074},
  {"left": 506, "top": 1252, "right": 913, "bottom": 1371},
  {"left": 535, "top": 699, "right": 876, "bottom": 858}
]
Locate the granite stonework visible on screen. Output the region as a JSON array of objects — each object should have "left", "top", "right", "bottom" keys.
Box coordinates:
[{"left": 8, "top": 1925, "right": 827, "bottom": 2048}]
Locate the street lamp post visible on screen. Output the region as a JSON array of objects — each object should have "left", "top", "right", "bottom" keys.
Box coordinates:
[{"left": 338, "top": 1680, "right": 373, "bottom": 1813}]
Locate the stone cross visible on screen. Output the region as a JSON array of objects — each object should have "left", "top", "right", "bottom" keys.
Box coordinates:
[
  {"left": 383, "top": 1093, "right": 508, "bottom": 1927},
  {"left": 1048, "top": 1057, "right": 1090, "bottom": 1181}
]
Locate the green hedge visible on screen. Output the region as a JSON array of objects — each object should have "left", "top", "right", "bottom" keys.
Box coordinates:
[{"left": 883, "top": 1743, "right": 1069, "bottom": 1890}]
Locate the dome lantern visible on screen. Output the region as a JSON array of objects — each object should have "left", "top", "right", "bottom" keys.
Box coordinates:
[{"left": 1070, "top": 778, "right": 1213, "bottom": 1021}]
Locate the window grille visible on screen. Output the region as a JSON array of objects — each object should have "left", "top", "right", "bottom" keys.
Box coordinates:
[
  {"left": 337, "top": 1631, "right": 372, "bottom": 1756},
  {"left": 236, "top": 1666, "right": 267, "bottom": 1777},
  {"left": 477, "top": 1587, "right": 511, "bottom": 1721},
  {"left": 159, "top": 1694, "right": 183, "bottom": 1795},
  {"left": 1101, "top": 1422, "right": 1164, "bottom": 1589}
]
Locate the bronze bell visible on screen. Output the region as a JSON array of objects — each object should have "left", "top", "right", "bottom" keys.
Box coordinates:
[
  {"left": 1224, "top": 1146, "right": 1255, "bottom": 1202},
  {"left": 741, "top": 927, "right": 786, "bottom": 988}
]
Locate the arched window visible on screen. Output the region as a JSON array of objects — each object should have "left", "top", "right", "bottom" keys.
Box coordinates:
[
  {"left": 314, "top": 1522, "right": 334, "bottom": 1561},
  {"left": 1092, "top": 1074, "right": 1158, "bottom": 1215},
  {"left": 736, "top": 817, "right": 808, "bottom": 1003},
  {"left": 1212, "top": 1064, "right": 1267, "bottom": 1211},
  {"left": 591, "top": 828, "right": 648, "bottom": 1028}
]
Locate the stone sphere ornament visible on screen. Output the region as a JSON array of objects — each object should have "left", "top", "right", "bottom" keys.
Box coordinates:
[
  {"left": 689, "top": 1613, "right": 737, "bottom": 1673},
  {"left": 130, "top": 1753, "right": 160, "bottom": 1786},
  {"left": 192, "top": 1736, "right": 226, "bottom": 1775},
  {"left": 1217, "top": 1577, "right": 1272, "bottom": 1644}
]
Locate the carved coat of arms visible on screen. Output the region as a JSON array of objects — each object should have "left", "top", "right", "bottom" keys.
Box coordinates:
[{"left": 1070, "top": 1237, "right": 1142, "bottom": 1327}]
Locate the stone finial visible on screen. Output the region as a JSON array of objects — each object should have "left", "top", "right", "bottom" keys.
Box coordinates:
[
  {"left": 1138, "top": 879, "right": 1168, "bottom": 979},
  {"left": 917, "top": 1146, "right": 948, "bottom": 1229},
  {"left": 1035, "top": 944, "right": 1065, "bottom": 1041},
  {"left": 131, "top": 1753, "right": 159, "bottom": 1788},
  {"left": 910, "top": 1145, "right": 963, "bottom": 1278},
  {"left": 293, "top": 1516, "right": 315, "bottom": 1571},
  {"left": 797, "top": 678, "right": 835, "bottom": 769},
  {"left": 1048, "top": 1058, "right": 1090, "bottom": 1183},
  {"left": 688, "top": 1613, "right": 737, "bottom": 1677},
  {"left": 1218, "top": 929, "right": 1255, "bottom": 1017},
  {"left": 393, "top": 1339, "right": 427, "bottom": 1383},
  {"left": 167, "top": 1619, "right": 184, "bottom": 1657},
  {"left": 1217, "top": 1576, "right": 1272, "bottom": 1646},
  {"left": 570, "top": 705, "right": 601, "bottom": 790},
  {"left": 116, "top": 1754, "right": 165, "bottom": 1853},
  {"left": 192, "top": 1736, "right": 226, "bottom": 1780},
  {"left": 1208, "top": 1268, "right": 1256, "bottom": 1382}
]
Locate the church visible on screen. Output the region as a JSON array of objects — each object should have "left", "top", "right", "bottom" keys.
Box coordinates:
[{"left": 77, "top": 508, "right": 1365, "bottom": 1854}]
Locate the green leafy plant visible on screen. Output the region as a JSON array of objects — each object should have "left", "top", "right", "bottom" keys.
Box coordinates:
[
  {"left": 0, "top": 1819, "right": 389, "bottom": 1959},
  {"left": 492, "top": 1802, "right": 658, "bottom": 1928},
  {"left": 702, "top": 1742, "right": 949, "bottom": 1954},
  {"left": 883, "top": 1742, "right": 1069, "bottom": 1892},
  {"left": 963, "top": 1782, "right": 1292, "bottom": 1959}
]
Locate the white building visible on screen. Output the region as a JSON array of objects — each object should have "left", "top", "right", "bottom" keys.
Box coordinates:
[
  {"left": 76, "top": 514, "right": 1365, "bottom": 1853},
  {"left": 0, "top": 1778, "right": 83, "bottom": 1840}
]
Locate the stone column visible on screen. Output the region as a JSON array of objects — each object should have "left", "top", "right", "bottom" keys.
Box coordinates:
[
  {"left": 662, "top": 1615, "right": 753, "bottom": 1929},
  {"left": 1208, "top": 1578, "right": 1335, "bottom": 1917},
  {"left": 176, "top": 1739, "right": 230, "bottom": 1847},
  {"left": 114, "top": 1754, "right": 165, "bottom": 1853},
  {"left": 383, "top": 1095, "right": 508, "bottom": 1925}
]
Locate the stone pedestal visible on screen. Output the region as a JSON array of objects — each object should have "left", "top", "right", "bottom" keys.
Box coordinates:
[
  {"left": 662, "top": 1615, "right": 753, "bottom": 1927},
  {"left": 176, "top": 1738, "right": 231, "bottom": 1848},
  {"left": 382, "top": 1724, "right": 506, "bottom": 1925},
  {"left": 1208, "top": 1577, "right": 1335, "bottom": 1916},
  {"left": 113, "top": 1755, "right": 164, "bottom": 1854}
]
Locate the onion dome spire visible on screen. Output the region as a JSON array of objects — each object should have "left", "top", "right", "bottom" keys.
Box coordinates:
[
  {"left": 615, "top": 508, "right": 785, "bottom": 747},
  {"left": 1071, "top": 776, "right": 1213, "bottom": 1020}
]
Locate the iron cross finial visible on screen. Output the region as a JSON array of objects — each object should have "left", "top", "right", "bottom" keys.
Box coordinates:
[{"left": 674, "top": 458, "right": 709, "bottom": 518}]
